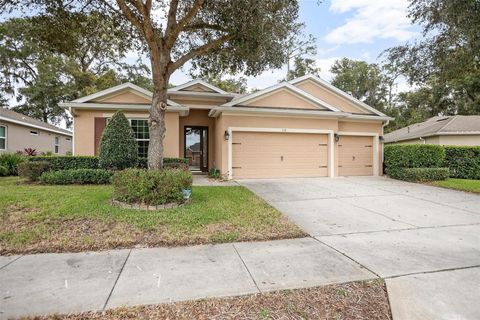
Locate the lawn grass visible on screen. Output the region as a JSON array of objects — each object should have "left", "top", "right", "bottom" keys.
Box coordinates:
[
  {"left": 431, "top": 178, "right": 480, "bottom": 194},
  {"left": 0, "top": 177, "right": 305, "bottom": 254},
  {"left": 24, "top": 280, "right": 391, "bottom": 320}
]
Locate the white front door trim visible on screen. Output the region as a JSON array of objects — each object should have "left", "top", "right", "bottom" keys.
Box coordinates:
[
  {"left": 337, "top": 131, "right": 380, "bottom": 176},
  {"left": 227, "top": 127, "right": 335, "bottom": 179}
]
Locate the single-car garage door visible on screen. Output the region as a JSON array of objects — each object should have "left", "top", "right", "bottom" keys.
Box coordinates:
[
  {"left": 338, "top": 136, "right": 374, "bottom": 176},
  {"left": 232, "top": 132, "right": 328, "bottom": 179}
]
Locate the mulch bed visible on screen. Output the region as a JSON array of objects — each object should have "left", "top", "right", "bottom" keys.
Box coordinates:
[{"left": 25, "top": 280, "right": 391, "bottom": 320}]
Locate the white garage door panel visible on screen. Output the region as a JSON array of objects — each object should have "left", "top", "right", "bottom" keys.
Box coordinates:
[{"left": 232, "top": 132, "right": 328, "bottom": 179}]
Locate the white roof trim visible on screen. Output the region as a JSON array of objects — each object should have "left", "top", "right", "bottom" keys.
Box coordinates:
[
  {"left": 209, "top": 106, "right": 392, "bottom": 121},
  {"left": 169, "top": 79, "right": 228, "bottom": 94},
  {"left": 0, "top": 116, "right": 72, "bottom": 136},
  {"left": 222, "top": 82, "right": 340, "bottom": 112},
  {"left": 69, "top": 82, "right": 184, "bottom": 108},
  {"left": 59, "top": 102, "right": 189, "bottom": 116},
  {"left": 289, "top": 74, "right": 387, "bottom": 117},
  {"left": 72, "top": 83, "right": 154, "bottom": 103}
]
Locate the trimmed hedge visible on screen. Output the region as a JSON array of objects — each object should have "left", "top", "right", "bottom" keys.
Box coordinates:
[
  {"left": 112, "top": 168, "right": 192, "bottom": 205},
  {"left": 138, "top": 157, "right": 189, "bottom": 169},
  {"left": 30, "top": 156, "right": 99, "bottom": 170},
  {"left": 387, "top": 167, "right": 450, "bottom": 182},
  {"left": 444, "top": 146, "right": 480, "bottom": 180},
  {"left": 0, "top": 165, "right": 8, "bottom": 176},
  {"left": 0, "top": 152, "right": 26, "bottom": 175},
  {"left": 18, "top": 161, "right": 50, "bottom": 181},
  {"left": 384, "top": 144, "right": 445, "bottom": 170},
  {"left": 29, "top": 156, "right": 188, "bottom": 171},
  {"left": 40, "top": 169, "right": 113, "bottom": 185}
]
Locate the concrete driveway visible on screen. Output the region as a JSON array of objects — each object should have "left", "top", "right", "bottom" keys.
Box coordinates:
[{"left": 240, "top": 176, "right": 480, "bottom": 320}]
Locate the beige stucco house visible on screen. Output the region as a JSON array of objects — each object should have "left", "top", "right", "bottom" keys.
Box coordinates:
[
  {"left": 385, "top": 116, "right": 480, "bottom": 146},
  {"left": 60, "top": 75, "right": 392, "bottom": 179},
  {"left": 0, "top": 108, "right": 72, "bottom": 155}
]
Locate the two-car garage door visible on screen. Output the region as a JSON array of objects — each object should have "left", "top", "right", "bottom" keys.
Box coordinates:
[
  {"left": 232, "top": 132, "right": 329, "bottom": 179},
  {"left": 231, "top": 132, "right": 375, "bottom": 179}
]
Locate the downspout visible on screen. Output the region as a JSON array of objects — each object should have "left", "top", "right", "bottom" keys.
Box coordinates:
[
  {"left": 419, "top": 137, "right": 426, "bottom": 144},
  {"left": 381, "top": 120, "right": 390, "bottom": 176},
  {"left": 69, "top": 107, "right": 75, "bottom": 155}
]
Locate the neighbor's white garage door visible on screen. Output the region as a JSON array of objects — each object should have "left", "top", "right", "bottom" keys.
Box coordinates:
[{"left": 232, "top": 132, "right": 328, "bottom": 179}]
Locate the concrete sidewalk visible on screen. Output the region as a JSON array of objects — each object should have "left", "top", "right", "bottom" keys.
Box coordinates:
[{"left": 0, "top": 237, "right": 375, "bottom": 319}]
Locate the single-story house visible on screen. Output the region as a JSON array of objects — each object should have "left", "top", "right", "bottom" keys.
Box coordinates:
[
  {"left": 385, "top": 115, "right": 480, "bottom": 146},
  {"left": 60, "top": 75, "right": 392, "bottom": 179},
  {"left": 0, "top": 107, "right": 72, "bottom": 155}
]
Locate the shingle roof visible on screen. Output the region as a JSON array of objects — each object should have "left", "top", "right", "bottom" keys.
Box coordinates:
[
  {"left": 384, "top": 115, "right": 480, "bottom": 143},
  {"left": 0, "top": 107, "right": 72, "bottom": 136}
]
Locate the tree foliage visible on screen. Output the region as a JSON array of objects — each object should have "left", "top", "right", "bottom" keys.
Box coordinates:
[
  {"left": 384, "top": 0, "right": 480, "bottom": 117},
  {"left": 283, "top": 23, "right": 318, "bottom": 80},
  {"left": 0, "top": 13, "right": 151, "bottom": 125},
  {"left": 330, "top": 58, "right": 389, "bottom": 113},
  {"left": 99, "top": 111, "right": 139, "bottom": 170}
]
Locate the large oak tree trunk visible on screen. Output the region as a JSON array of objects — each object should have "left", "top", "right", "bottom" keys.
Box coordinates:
[{"left": 148, "top": 51, "right": 170, "bottom": 170}]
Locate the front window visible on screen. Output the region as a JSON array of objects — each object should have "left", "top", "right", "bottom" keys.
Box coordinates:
[
  {"left": 0, "top": 125, "right": 6, "bottom": 150},
  {"left": 54, "top": 136, "right": 59, "bottom": 154},
  {"left": 130, "top": 119, "right": 149, "bottom": 158}
]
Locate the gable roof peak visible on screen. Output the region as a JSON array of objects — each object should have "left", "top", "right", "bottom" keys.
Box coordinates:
[
  {"left": 72, "top": 82, "right": 153, "bottom": 103},
  {"left": 169, "top": 79, "right": 228, "bottom": 94},
  {"left": 222, "top": 81, "right": 340, "bottom": 112},
  {"left": 288, "top": 74, "right": 387, "bottom": 117}
]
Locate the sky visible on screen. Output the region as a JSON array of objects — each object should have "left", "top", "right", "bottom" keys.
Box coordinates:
[{"left": 168, "top": 0, "right": 420, "bottom": 91}]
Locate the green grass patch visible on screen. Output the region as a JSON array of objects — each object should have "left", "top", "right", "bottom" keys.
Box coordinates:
[
  {"left": 431, "top": 178, "right": 480, "bottom": 193},
  {"left": 0, "top": 177, "right": 304, "bottom": 254}
]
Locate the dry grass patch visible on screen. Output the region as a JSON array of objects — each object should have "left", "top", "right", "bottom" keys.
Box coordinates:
[
  {"left": 0, "top": 177, "right": 305, "bottom": 254},
  {"left": 25, "top": 280, "right": 391, "bottom": 320}
]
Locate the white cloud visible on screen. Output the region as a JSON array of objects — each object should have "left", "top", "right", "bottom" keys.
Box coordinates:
[
  {"left": 315, "top": 57, "right": 340, "bottom": 81},
  {"left": 325, "top": 0, "right": 416, "bottom": 45}
]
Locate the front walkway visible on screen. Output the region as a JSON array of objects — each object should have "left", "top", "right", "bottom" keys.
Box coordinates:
[{"left": 1, "top": 238, "right": 374, "bottom": 319}]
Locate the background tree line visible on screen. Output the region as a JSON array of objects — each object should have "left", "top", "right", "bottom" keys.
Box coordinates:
[{"left": 1, "top": 0, "right": 478, "bottom": 135}]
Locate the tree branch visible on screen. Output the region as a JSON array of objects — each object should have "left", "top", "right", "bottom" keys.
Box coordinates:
[
  {"left": 165, "top": 0, "right": 205, "bottom": 48},
  {"left": 168, "top": 34, "right": 233, "bottom": 73},
  {"left": 165, "top": 0, "right": 179, "bottom": 34},
  {"left": 115, "top": 0, "right": 144, "bottom": 33},
  {"left": 183, "top": 22, "right": 227, "bottom": 32}
]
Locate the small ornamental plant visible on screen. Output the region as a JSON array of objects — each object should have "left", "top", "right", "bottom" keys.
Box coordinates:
[{"left": 99, "top": 111, "right": 139, "bottom": 170}]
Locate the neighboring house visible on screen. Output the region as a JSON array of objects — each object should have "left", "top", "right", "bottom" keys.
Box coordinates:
[
  {"left": 385, "top": 116, "right": 480, "bottom": 146},
  {"left": 0, "top": 108, "right": 72, "bottom": 155},
  {"left": 60, "top": 75, "right": 392, "bottom": 179}
]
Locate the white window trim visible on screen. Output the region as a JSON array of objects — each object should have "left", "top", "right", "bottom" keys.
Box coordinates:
[
  {"left": 337, "top": 131, "right": 380, "bottom": 176},
  {"left": 128, "top": 118, "right": 150, "bottom": 158},
  {"left": 0, "top": 125, "right": 6, "bottom": 151},
  {"left": 227, "top": 127, "right": 335, "bottom": 180},
  {"left": 54, "top": 136, "right": 60, "bottom": 154}
]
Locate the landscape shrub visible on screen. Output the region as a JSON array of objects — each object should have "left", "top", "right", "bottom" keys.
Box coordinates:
[
  {"left": 30, "top": 156, "right": 99, "bottom": 170},
  {"left": 112, "top": 168, "right": 193, "bottom": 205},
  {"left": 387, "top": 167, "right": 449, "bottom": 182},
  {"left": 444, "top": 146, "right": 480, "bottom": 180},
  {"left": 384, "top": 144, "right": 445, "bottom": 170},
  {"left": 138, "top": 157, "right": 189, "bottom": 169},
  {"left": 18, "top": 161, "right": 50, "bottom": 181},
  {"left": 99, "top": 111, "right": 138, "bottom": 169},
  {"left": 0, "top": 165, "right": 8, "bottom": 176},
  {"left": 208, "top": 167, "right": 221, "bottom": 179},
  {"left": 40, "top": 169, "right": 113, "bottom": 185},
  {"left": 0, "top": 152, "right": 26, "bottom": 175}
]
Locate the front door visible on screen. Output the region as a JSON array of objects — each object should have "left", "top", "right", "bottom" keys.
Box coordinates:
[{"left": 184, "top": 126, "right": 208, "bottom": 172}]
